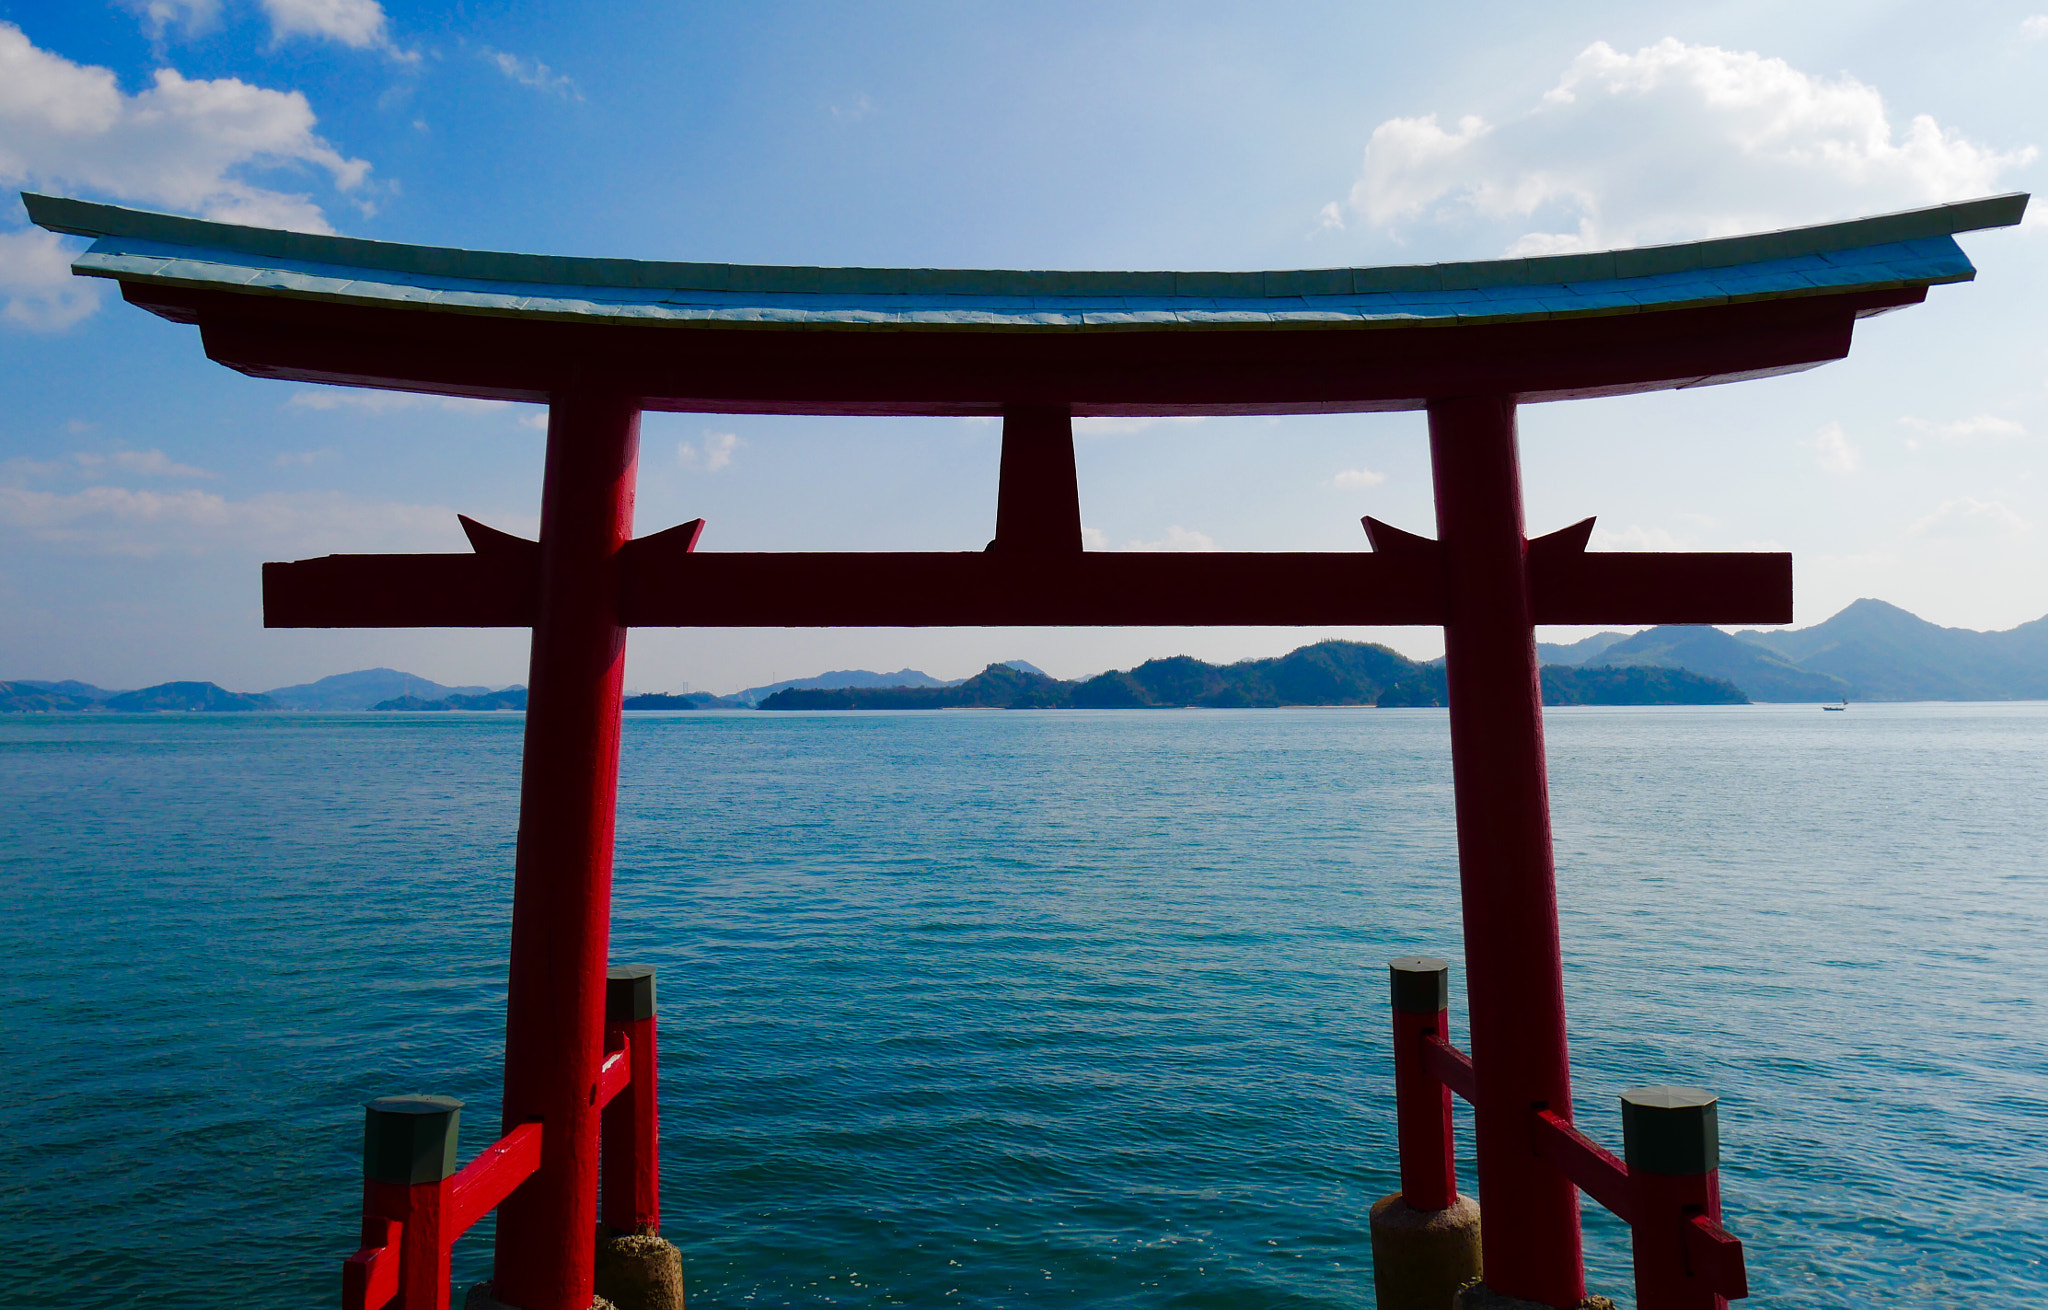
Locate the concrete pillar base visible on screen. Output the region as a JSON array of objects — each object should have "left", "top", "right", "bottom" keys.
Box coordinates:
[
  {"left": 1369, "top": 1192, "right": 1482, "bottom": 1310},
  {"left": 461, "top": 1281, "right": 616, "bottom": 1310},
  {"left": 594, "top": 1228, "right": 686, "bottom": 1310},
  {"left": 1450, "top": 1282, "right": 1617, "bottom": 1310}
]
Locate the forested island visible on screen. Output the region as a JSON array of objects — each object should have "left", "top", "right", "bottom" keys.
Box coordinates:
[{"left": 758, "top": 640, "right": 1747, "bottom": 710}]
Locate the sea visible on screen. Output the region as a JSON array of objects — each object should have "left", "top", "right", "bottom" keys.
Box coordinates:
[{"left": 0, "top": 704, "right": 2042, "bottom": 1309}]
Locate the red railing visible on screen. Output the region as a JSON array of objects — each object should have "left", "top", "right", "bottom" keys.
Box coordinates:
[
  {"left": 344, "top": 971, "right": 660, "bottom": 1310},
  {"left": 1391, "top": 962, "right": 1748, "bottom": 1310}
]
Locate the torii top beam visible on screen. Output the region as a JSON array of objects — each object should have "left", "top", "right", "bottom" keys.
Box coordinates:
[{"left": 23, "top": 192, "right": 2027, "bottom": 417}]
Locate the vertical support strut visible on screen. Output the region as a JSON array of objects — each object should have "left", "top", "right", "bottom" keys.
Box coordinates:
[
  {"left": 1428, "top": 395, "right": 1584, "bottom": 1307},
  {"left": 992, "top": 404, "right": 1082, "bottom": 554},
  {"left": 494, "top": 392, "right": 642, "bottom": 1310}
]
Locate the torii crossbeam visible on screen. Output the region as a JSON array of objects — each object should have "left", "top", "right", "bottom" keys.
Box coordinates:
[{"left": 29, "top": 190, "right": 2026, "bottom": 1310}]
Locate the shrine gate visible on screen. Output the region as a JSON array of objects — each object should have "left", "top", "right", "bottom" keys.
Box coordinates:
[{"left": 26, "top": 189, "right": 2026, "bottom": 1310}]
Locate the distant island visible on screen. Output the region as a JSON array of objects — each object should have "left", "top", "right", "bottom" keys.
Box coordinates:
[
  {"left": 6, "top": 599, "right": 2045, "bottom": 713},
  {"left": 758, "top": 641, "right": 1749, "bottom": 710}
]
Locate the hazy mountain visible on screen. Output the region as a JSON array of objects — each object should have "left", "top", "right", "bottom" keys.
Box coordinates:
[
  {"left": 734, "top": 667, "right": 954, "bottom": 706},
  {"left": 1735, "top": 599, "right": 2048, "bottom": 700},
  {"left": 1596, "top": 626, "right": 1851, "bottom": 702},
  {"left": 102, "top": 682, "right": 275, "bottom": 712},
  {"left": 264, "top": 668, "right": 493, "bottom": 710},
  {"left": 14, "top": 679, "right": 121, "bottom": 701},
  {"left": 0, "top": 682, "right": 103, "bottom": 712},
  {"left": 1535, "top": 632, "right": 1630, "bottom": 665}
]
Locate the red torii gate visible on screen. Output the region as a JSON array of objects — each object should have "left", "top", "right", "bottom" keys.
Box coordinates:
[{"left": 28, "top": 190, "right": 2026, "bottom": 1310}]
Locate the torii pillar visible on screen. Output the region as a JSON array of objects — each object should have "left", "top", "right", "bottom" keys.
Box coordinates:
[{"left": 492, "top": 394, "right": 642, "bottom": 1309}]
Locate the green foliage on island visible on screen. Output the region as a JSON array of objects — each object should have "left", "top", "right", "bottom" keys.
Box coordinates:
[
  {"left": 758, "top": 641, "right": 1750, "bottom": 711},
  {"left": 622, "top": 691, "right": 743, "bottom": 710},
  {"left": 1541, "top": 665, "right": 1747, "bottom": 705},
  {"left": 371, "top": 688, "right": 528, "bottom": 711},
  {"left": 100, "top": 682, "right": 275, "bottom": 712}
]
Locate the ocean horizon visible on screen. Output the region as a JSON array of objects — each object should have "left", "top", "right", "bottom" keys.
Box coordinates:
[{"left": 1, "top": 703, "right": 2041, "bottom": 1308}]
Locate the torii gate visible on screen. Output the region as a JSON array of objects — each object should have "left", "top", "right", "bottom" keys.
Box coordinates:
[{"left": 27, "top": 190, "right": 2026, "bottom": 1310}]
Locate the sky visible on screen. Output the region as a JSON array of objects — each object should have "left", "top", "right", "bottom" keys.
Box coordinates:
[{"left": 2, "top": 1, "right": 2046, "bottom": 695}]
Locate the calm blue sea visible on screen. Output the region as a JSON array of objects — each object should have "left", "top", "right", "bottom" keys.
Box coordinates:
[{"left": 0, "top": 705, "right": 2042, "bottom": 1308}]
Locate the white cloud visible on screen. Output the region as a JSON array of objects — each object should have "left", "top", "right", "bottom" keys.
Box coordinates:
[
  {"left": 678, "top": 432, "right": 742, "bottom": 471},
  {"left": 0, "top": 227, "right": 101, "bottom": 330},
  {"left": 1315, "top": 201, "right": 1345, "bottom": 233},
  {"left": 122, "top": 1, "right": 221, "bottom": 39},
  {"left": 0, "top": 22, "right": 373, "bottom": 235},
  {"left": 1590, "top": 523, "right": 1691, "bottom": 551},
  {"left": 285, "top": 388, "right": 507, "bottom": 415},
  {"left": 260, "top": 0, "right": 411, "bottom": 59},
  {"left": 1807, "top": 421, "right": 1861, "bottom": 473},
  {"left": 1909, "top": 496, "right": 2029, "bottom": 540},
  {"left": 1333, "top": 466, "right": 1388, "bottom": 489},
  {"left": 2023, "top": 16, "right": 2048, "bottom": 41},
  {"left": 0, "top": 484, "right": 461, "bottom": 557},
  {"left": 1345, "top": 38, "right": 2035, "bottom": 254},
  {"left": 1899, "top": 413, "right": 2027, "bottom": 444},
  {"left": 1081, "top": 526, "right": 1110, "bottom": 551},
  {"left": 273, "top": 449, "right": 332, "bottom": 467},
  {"left": 480, "top": 48, "right": 581, "bottom": 100},
  {"left": 1125, "top": 525, "right": 1217, "bottom": 552}
]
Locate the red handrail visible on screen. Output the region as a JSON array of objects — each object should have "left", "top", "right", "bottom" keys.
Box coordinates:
[{"left": 1401, "top": 1028, "right": 1748, "bottom": 1307}]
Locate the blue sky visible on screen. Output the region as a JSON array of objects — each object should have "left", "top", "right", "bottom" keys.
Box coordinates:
[{"left": 3, "top": 1, "right": 2045, "bottom": 693}]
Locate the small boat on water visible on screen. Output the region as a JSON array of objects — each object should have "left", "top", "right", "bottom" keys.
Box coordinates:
[{"left": 1824, "top": 699, "right": 1849, "bottom": 711}]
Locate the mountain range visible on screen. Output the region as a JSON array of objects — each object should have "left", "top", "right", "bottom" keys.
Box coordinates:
[{"left": 4, "top": 600, "right": 2043, "bottom": 713}]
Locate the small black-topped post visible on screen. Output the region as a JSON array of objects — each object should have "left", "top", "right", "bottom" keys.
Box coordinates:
[
  {"left": 1370, "top": 956, "right": 1479, "bottom": 1310},
  {"left": 596, "top": 964, "right": 686, "bottom": 1310},
  {"left": 357, "top": 1095, "right": 462, "bottom": 1310},
  {"left": 606, "top": 964, "right": 657, "bottom": 1024},
  {"left": 1621, "top": 1086, "right": 1732, "bottom": 1310},
  {"left": 365, "top": 1094, "right": 463, "bottom": 1185}
]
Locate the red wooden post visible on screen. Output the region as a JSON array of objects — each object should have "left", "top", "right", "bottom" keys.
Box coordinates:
[
  {"left": 1623, "top": 1087, "right": 1742, "bottom": 1310},
  {"left": 1388, "top": 956, "right": 1457, "bottom": 1210},
  {"left": 602, "top": 965, "right": 661, "bottom": 1233},
  {"left": 357, "top": 1095, "right": 462, "bottom": 1310},
  {"left": 492, "top": 393, "right": 642, "bottom": 1310},
  {"left": 1428, "top": 394, "right": 1584, "bottom": 1306}
]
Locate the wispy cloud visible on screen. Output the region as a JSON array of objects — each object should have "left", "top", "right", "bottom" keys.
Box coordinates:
[
  {"left": 1909, "top": 496, "right": 2028, "bottom": 540},
  {"left": 678, "top": 432, "right": 742, "bottom": 471},
  {"left": 0, "top": 485, "right": 462, "bottom": 557},
  {"left": 1333, "top": 466, "right": 1387, "bottom": 489},
  {"left": 830, "top": 93, "right": 876, "bottom": 121},
  {"left": 78, "top": 449, "right": 213, "bottom": 478},
  {"left": 120, "top": 0, "right": 220, "bottom": 40},
  {"left": 6, "top": 449, "right": 213, "bottom": 480},
  {"left": 1072, "top": 416, "right": 1206, "bottom": 436},
  {"left": 1899, "top": 413, "right": 2026, "bottom": 447},
  {"left": 285, "top": 389, "right": 510, "bottom": 415},
  {"left": 2022, "top": 15, "right": 2048, "bottom": 41},
  {"left": 1590, "top": 523, "right": 1692, "bottom": 551},
  {"left": 1807, "top": 421, "right": 1861, "bottom": 473},
  {"left": 1125, "top": 525, "right": 1217, "bottom": 552},
  {"left": 480, "top": 47, "right": 582, "bottom": 100}
]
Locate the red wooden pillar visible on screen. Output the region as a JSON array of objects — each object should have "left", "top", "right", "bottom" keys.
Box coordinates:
[
  {"left": 1428, "top": 395, "right": 1584, "bottom": 1306},
  {"left": 493, "top": 393, "right": 642, "bottom": 1310},
  {"left": 602, "top": 965, "right": 661, "bottom": 1233},
  {"left": 1389, "top": 956, "right": 1458, "bottom": 1210}
]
